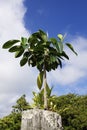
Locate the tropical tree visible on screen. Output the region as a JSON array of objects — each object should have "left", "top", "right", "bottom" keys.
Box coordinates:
[
  {"left": 12, "top": 94, "right": 31, "bottom": 113},
  {"left": 2, "top": 29, "right": 77, "bottom": 109}
]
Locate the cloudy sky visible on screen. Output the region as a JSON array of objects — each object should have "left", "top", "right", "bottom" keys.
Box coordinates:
[{"left": 0, "top": 0, "right": 87, "bottom": 117}]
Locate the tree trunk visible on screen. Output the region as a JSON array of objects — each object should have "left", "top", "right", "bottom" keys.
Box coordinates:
[{"left": 43, "top": 66, "right": 48, "bottom": 109}]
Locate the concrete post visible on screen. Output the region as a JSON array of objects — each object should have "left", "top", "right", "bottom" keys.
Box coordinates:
[{"left": 21, "top": 109, "right": 63, "bottom": 130}]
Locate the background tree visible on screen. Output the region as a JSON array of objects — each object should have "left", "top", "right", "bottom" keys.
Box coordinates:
[
  {"left": 0, "top": 94, "right": 30, "bottom": 130},
  {"left": 2, "top": 29, "right": 77, "bottom": 109},
  {"left": 31, "top": 91, "right": 87, "bottom": 130},
  {"left": 12, "top": 94, "right": 31, "bottom": 113}
]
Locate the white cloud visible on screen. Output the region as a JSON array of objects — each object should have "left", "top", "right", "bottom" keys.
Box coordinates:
[{"left": 0, "top": 0, "right": 37, "bottom": 118}]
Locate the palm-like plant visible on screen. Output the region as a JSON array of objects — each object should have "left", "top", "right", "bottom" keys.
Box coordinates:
[{"left": 2, "top": 29, "right": 77, "bottom": 109}]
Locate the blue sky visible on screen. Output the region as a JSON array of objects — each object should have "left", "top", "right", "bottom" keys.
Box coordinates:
[
  {"left": 0, "top": 0, "right": 87, "bottom": 117},
  {"left": 24, "top": 0, "right": 87, "bottom": 37}
]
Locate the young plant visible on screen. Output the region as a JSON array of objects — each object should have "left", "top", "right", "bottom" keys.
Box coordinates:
[{"left": 2, "top": 29, "right": 77, "bottom": 109}]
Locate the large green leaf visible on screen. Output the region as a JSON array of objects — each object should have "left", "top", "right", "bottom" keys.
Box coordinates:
[
  {"left": 50, "top": 38, "right": 57, "bottom": 45},
  {"left": 15, "top": 49, "right": 24, "bottom": 58},
  {"left": 23, "top": 51, "right": 31, "bottom": 57},
  {"left": 57, "top": 58, "right": 62, "bottom": 68},
  {"left": 2, "top": 40, "right": 20, "bottom": 49},
  {"left": 50, "top": 38, "right": 63, "bottom": 53},
  {"left": 9, "top": 45, "right": 22, "bottom": 52},
  {"left": 21, "top": 37, "right": 27, "bottom": 45},
  {"left": 66, "top": 43, "right": 78, "bottom": 55},
  {"left": 39, "top": 29, "right": 48, "bottom": 41},
  {"left": 20, "top": 56, "right": 28, "bottom": 66},
  {"left": 21, "top": 37, "right": 29, "bottom": 50},
  {"left": 57, "top": 34, "right": 63, "bottom": 41},
  {"left": 56, "top": 41, "right": 63, "bottom": 53},
  {"left": 37, "top": 71, "right": 44, "bottom": 90},
  {"left": 61, "top": 51, "right": 69, "bottom": 60},
  {"left": 50, "top": 56, "right": 56, "bottom": 64},
  {"left": 46, "top": 83, "right": 52, "bottom": 97}
]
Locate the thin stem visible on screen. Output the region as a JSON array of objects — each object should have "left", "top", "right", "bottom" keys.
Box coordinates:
[{"left": 43, "top": 64, "right": 48, "bottom": 109}]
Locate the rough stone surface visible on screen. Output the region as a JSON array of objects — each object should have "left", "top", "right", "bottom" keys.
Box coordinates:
[{"left": 21, "top": 109, "right": 63, "bottom": 130}]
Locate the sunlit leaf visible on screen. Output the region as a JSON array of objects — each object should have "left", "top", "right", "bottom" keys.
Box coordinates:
[
  {"left": 37, "top": 71, "right": 44, "bottom": 90},
  {"left": 57, "top": 42, "right": 63, "bottom": 53},
  {"left": 50, "top": 56, "right": 56, "bottom": 63},
  {"left": 46, "top": 83, "right": 51, "bottom": 97},
  {"left": 50, "top": 38, "right": 57, "bottom": 45},
  {"left": 57, "top": 34, "right": 63, "bottom": 41},
  {"left": 21, "top": 37, "right": 27, "bottom": 45},
  {"left": 39, "top": 29, "right": 48, "bottom": 41}
]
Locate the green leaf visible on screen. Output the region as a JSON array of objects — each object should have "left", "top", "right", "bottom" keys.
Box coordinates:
[
  {"left": 57, "top": 34, "right": 63, "bottom": 41},
  {"left": 46, "top": 83, "right": 51, "bottom": 97},
  {"left": 57, "top": 58, "right": 62, "bottom": 68},
  {"left": 9, "top": 45, "right": 22, "bottom": 52},
  {"left": 62, "top": 51, "right": 69, "bottom": 60},
  {"left": 21, "top": 37, "right": 27, "bottom": 45},
  {"left": 50, "top": 56, "right": 56, "bottom": 63},
  {"left": 56, "top": 42, "right": 63, "bottom": 53},
  {"left": 32, "top": 91, "right": 37, "bottom": 97},
  {"left": 2, "top": 40, "right": 20, "bottom": 49},
  {"left": 39, "top": 29, "right": 48, "bottom": 41},
  {"left": 50, "top": 38, "right": 57, "bottom": 45},
  {"left": 20, "top": 56, "right": 28, "bottom": 66},
  {"left": 15, "top": 49, "right": 24, "bottom": 58},
  {"left": 37, "top": 71, "right": 44, "bottom": 90},
  {"left": 50, "top": 38, "right": 63, "bottom": 53},
  {"left": 23, "top": 51, "right": 31, "bottom": 57},
  {"left": 66, "top": 43, "right": 78, "bottom": 55}
]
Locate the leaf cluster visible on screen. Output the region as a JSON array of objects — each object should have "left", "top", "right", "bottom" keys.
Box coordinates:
[
  {"left": 32, "top": 85, "right": 53, "bottom": 108},
  {"left": 2, "top": 30, "right": 77, "bottom": 72}
]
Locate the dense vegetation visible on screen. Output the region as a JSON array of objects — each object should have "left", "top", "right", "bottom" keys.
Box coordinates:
[
  {"left": 0, "top": 95, "right": 31, "bottom": 130},
  {"left": 0, "top": 93, "right": 87, "bottom": 130}
]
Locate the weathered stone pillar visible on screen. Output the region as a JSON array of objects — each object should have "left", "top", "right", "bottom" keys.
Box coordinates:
[{"left": 21, "top": 109, "right": 63, "bottom": 130}]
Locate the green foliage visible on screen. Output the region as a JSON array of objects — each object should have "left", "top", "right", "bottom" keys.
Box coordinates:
[
  {"left": 2, "top": 29, "right": 77, "bottom": 109},
  {"left": 0, "top": 113, "right": 21, "bottom": 130},
  {"left": 2, "top": 29, "right": 77, "bottom": 72},
  {"left": 0, "top": 93, "right": 87, "bottom": 130},
  {"left": 0, "top": 94, "right": 31, "bottom": 130},
  {"left": 37, "top": 71, "right": 44, "bottom": 90},
  {"left": 49, "top": 94, "right": 87, "bottom": 130},
  {"left": 32, "top": 85, "right": 55, "bottom": 109},
  {"left": 32, "top": 90, "right": 87, "bottom": 130},
  {"left": 12, "top": 94, "right": 31, "bottom": 113}
]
